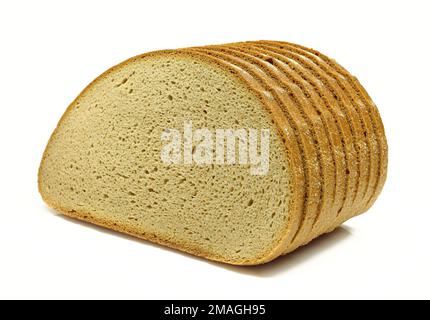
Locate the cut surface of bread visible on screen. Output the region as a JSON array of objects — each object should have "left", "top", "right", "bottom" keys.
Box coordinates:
[
  {"left": 39, "top": 41, "right": 388, "bottom": 265},
  {"left": 39, "top": 51, "right": 298, "bottom": 265}
]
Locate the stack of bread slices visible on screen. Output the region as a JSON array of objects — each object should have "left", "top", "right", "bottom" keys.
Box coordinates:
[{"left": 38, "top": 41, "right": 388, "bottom": 265}]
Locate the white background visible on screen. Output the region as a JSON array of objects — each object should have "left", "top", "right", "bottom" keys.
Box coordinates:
[{"left": 1, "top": 0, "right": 429, "bottom": 300}]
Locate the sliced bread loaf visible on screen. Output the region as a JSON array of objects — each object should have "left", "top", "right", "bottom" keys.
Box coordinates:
[{"left": 38, "top": 42, "right": 388, "bottom": 265}]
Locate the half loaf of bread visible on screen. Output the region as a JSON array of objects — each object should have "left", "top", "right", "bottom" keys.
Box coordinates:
[{"left": 38, "top": 41, "right": 388, "bottom": 265}]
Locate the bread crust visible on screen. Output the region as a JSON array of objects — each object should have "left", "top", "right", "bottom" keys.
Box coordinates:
[
  {"left": 237, "top": 43, "right": 354, "bottom": 236},
  {"left": 287, "top": 42, "right": 388, "bottom": 212},
  {"left": 256, "top": 42, "right": 373, "bottom": 224},
  {"left": 264, "top": 41, "right": 387, "bottom": 218},
  {"left": 39, "top": 49, "right": 305, "bottom": 265}
]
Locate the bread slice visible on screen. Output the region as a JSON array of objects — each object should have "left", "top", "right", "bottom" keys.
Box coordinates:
[
  {"left": 39, "top": 50, "right": 306, "bottom": 265},
  {"left": 39, "top": 42, "right": 388, "bottom": 265}
]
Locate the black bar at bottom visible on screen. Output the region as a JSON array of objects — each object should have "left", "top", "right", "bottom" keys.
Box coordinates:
[{"left": 146, "top": 301, "right": 281, "bottom": 318}]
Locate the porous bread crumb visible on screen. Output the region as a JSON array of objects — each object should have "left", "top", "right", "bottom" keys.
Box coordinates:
[{"left": 38, "top": 53, "right": 292, "bottom": 264}]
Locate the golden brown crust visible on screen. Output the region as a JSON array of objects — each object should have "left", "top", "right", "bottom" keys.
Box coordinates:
[
  {"left": 241, "top": 43, "right": 356, "bottom": 237},
  {"left": 316, "top": 57, "right": 388, "bottom": 212},
  {"left": 39, "top": 49, "right": 304, "bottom": 266},
  {"left": 255, "top": 41, "right": 374, "bottom": 223},
  {"left": 265, "top": 40, "right": 387, "bottom": 218}
]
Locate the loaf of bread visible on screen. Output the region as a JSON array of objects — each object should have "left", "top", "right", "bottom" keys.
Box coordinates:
[{"left": 38, "top": 41, "right": 388, "bottom": 265}]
